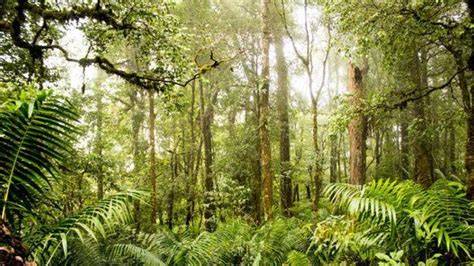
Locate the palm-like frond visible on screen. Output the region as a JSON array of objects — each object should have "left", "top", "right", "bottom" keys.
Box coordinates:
[
  {"left": 286, "top": 250, "right": 311, "bottom": 266},
  {"left": 324, "top": 179, "right": 474, "bottom": 260},
  {"left": 29, "top": 190, "right": 146, "bottom": 264},
  {"left": 0, "top": 91, "right": 79, "bottom": 220},
  {"left": 154, "top": 229, "right": 218, "bottom": 265},
  {"left": 107, "top": 243, "right": 165, "bottom": 266}
]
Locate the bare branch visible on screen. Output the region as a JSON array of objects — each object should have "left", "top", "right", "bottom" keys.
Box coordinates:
[
  {"left": 316, "top": 22, "right": 332, "bottom": 102},
  {"left": 381, "top": 67, "right": 468, "bottom": 110}
]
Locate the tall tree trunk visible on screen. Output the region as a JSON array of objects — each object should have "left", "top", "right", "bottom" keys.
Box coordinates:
[
  {"left": 242, "top": 56, "right": 262, "bottom": 223},
  {"left": 447, "top": 124, "right": 456, "bottom": 175},
  {"left": 340, "top": 133, "right": 348, "bottom": 181},
  {"left": 131, "top": 90, "right": 144, "bottom": 231},
  {"left": 127, "top": 51, "right": 145, "bottom": 230},
  {"left": 186, "top": 81, "right": 198, "bottom": 227},
  {"left": 168, "top": 148, "right": 177, "bottom": 229},
  {"left": 260, "top": 0, "right": 273, "bottom": 221},
  {"left": 293, "top": 183, "right": 300, "bottom": 202},
  {"left": 412, "top": 52, "right": 434, "bottom": 187},
  {"left": 374, "top": 128, "right": 383, "bottom": 168},
  {"left": 94, "top": 91, "right": 104, "bottom": 200},
  {"left": 337, "top": 133, "right": 343, "bottom": 182},
  {"left": 400, "top": 113, "right": 410, "bottom": 180},
  {"left": 199, "top": 79, "right": 216, "bottom": 231},
  {"left": 465, "top": 0, "right": 474, "bottom": 200},
  {"left": 310, "top": 102, "right": 322, "bottom": 211},
  {"left": 274, "top": 27, "right": 292, "bottom": 216},
  {"left": 148, "top": 90, "right": 157, "bottom": 224},
  {"left": 347, "top": 62, "right": 368, "bottom": 185},
  {"left": 466, "top": 108, "right": 474, "bottom": 199},
  {"left": 330, "top": 135, "right": 338, "bottom": 183}
]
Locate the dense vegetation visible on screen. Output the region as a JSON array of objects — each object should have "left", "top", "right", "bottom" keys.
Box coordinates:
[{"left": 0, "top": 0, "right": 473, "bottom": 265}]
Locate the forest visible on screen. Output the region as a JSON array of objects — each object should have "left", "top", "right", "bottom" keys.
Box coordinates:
[{"left": 0, "top": 0, "right": 473, "bottom": 265}]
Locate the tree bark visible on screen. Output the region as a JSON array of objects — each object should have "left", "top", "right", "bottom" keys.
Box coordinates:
[
  {"left": 400, "top": 113, "right": 410, "bottom": 180},
  {"left": 347, "top": 62, "right": 367, "bottom": 185},
  {"left": 199, "top": 79, "right": 216, "bottom": 231},
  {"left": 131, "top": 90, "right": 144, "bottom": 231},
  {"left": 148, "top": 90, "right": 157, "bottom": 224},
  {"left": 447, "top": 124, "right": 456, "bottom": 175},
  {"left": 330, "top": 135, "right": 338, "bottom": 183},
  {"left": 465, "top": 0, "right": 474, "bottom": 200},
  {"left": 93, "top": 90, "right": 104, "bottom": 200},
  {"left": 293, "top": 183, "right": 300, "bottom": 202},
  {"left": 310, "top": 103, "right": 322, "bottom": 211},
  {"left": 466, "top": 110, "right": 474, "bottom": 199},
  {"left": 260, "top": 0, "right": 273, "bottom": 221},
  {"left": 168, "top": 148, "right": 177, "bottom": 229},
  {"left": 274, "top": 27, "right": 292, "bottom": 216},
  {"left": 412, "top": 52, "right": 434, "bottom": 187},
  {"left": 185, "top": 81, "right": 199, "bottom": 227}
]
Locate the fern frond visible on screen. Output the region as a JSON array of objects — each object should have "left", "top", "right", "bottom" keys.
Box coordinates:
[
  {"left": 0, "top": 91, "right": 79, "bottom": 219},
  {"left": 107, "top": 243, "right": 165, "bottom": 266},
  {"left": 30, "top": 190, "right": 146, "bottom": 264}
]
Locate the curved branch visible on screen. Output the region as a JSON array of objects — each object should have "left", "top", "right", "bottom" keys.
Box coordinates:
[{"left": 382, "top": 67, "right": 468, "bottom": 110}]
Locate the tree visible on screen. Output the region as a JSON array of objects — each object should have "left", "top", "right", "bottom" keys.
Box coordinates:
[
  {"left": 260, "top": 0, "right": 273, "bottom": 221},
  {"left": 278, "top": 0, "right": 331, "bottom": 212},
  {"left": 411, "top": 51, "right": 434, "bottom": 187},
  {"left": 274, "top": 21, "right": 292, "bottom": 217},
  {"left": 148, "top": 90, "right": 157, "bottom": 224},
  {"left": 347, "top": 62, "right": 368, "bottom": 185},
  {"left": 199, "top": 78, "right": 217, "bottom": 231}
]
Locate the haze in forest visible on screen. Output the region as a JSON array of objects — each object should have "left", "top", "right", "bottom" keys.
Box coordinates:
[{"left": 0, "top": 0, "right": 473, "bottom": 265}]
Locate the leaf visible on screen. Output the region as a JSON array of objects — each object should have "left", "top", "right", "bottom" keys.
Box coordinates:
[
  {"left": 60, "top": 233, "right": 68, "bottom": 259},
  {"left": 28, "top": 101, "right": 35, "bottom": 118},
  {"left": 375, "top": 253, "right": 392, "bottom": 262}
]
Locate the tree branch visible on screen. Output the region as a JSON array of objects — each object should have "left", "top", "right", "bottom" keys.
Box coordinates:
[{"left": 381, "top": 67, "right": 468, "bottom": 110}]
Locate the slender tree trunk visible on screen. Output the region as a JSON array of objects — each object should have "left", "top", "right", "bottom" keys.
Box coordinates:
[
  {"left": 412, "top": 52, "right": 434, "bottom": 187},
  {"left": 305, "top": 182, "right": 311, "bottom": 200},
  {"left": 465, "top": 0, "right": 474, "bottom": 199},
  {"left": 148, "top": 90, "right": 157, "bottom": 224},
  {"left": 94, "top": 92, "right": 104, "bottom": 200},
  {"left": 342, "top": 134, "right": 348, "bottom": 181},
  {"left": 311, "top": 102, "right": 322, "bottom": 211},
  {"left": 252, "top": 89, "right": 263, "bottom": 224},
  {"left": 337, "top": 133, "right": 342, "bottom": 182},
  {"left": 168, "top": 149, "right": 177, "bottom": 229},
  {"left": 466, "top": 110, "right": 474, "bottom": 199},
  {"left": 199, "top": 79, "right": 216, "bottom": 231},
  {"left": 131, "top": 90, "right": 144, "bottom": 231},
  {"left": 260, "top": 0, "right": 273, "bottom": 221},
  {"left": 330, "top": 135, "right": 338, "bottom": 183},
  {"left": 347, "top": 63, "right": 368, "bottom": 185},
  {"left": 400, "top": 114, "right": 409, "bottom": 180},
  {"left": 293, "top": 183, "right": 300, "bottom": 202},
  {"left": 242, "top": 56, "right": 262, "bottom": 223},
  {"left": 274, "top": 27, "right": 292, "bottom": 216},
  {"left": 127, "top": 51, "right": 145, "bottom": 230},
  {"left": 447, "top": 124, "right": 456, "bottom": 175},
  {"left": 374, "top": 128, "right": 383, "bottom": 168},
  {"left": 186, "top": 81, "right": 198, "bottom": 227}
]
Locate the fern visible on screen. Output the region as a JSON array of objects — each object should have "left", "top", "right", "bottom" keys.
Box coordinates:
[
  {"left": 324, "top": 179, "right": 474, "bottom": 261},
  {"left": 107, "top": 243, "right": 165, "bottom": 266},
  {"left": 29, "top": 190, "right": 146, "bottom": 264},
  {"left": 286, "top": 250, "right": 311, "bottom": 265},
  {"left": 0, "top": 90, "right": 79, "bottom": 220}
]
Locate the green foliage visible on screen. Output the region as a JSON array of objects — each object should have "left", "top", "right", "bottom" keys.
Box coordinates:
[
  {"left": 325, "top": 179, "right": 474, "bottom": 262},
  {"left": 0, "top": 89, "right": 79, "bottom": 220},
  {"left": 29, "top": 190, "right": 146, "bottom": 264}
]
